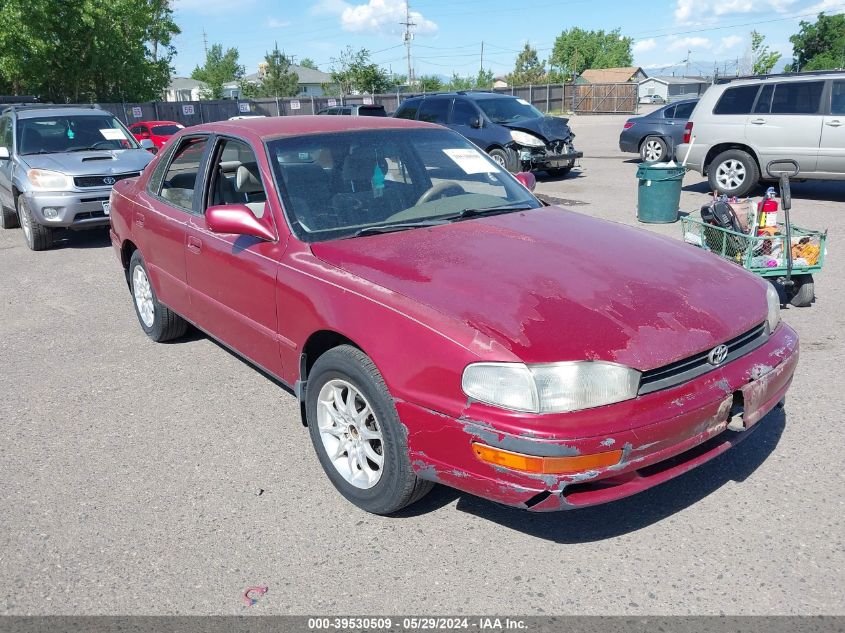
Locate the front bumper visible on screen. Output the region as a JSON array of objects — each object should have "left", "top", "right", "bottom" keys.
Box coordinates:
[
  {"left": 400, "top": 323, "right": 798, "bottom": 511},
  {"left": 517, "top": 145, "right": 583, "bottom": 170},
  {"left": 24, "top": 189, "right": 112, "bottom": 228}
]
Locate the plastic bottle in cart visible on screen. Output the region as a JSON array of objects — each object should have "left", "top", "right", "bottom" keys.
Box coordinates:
[{"left": 757, "top": 187, "right": 779, "bottom": 229}]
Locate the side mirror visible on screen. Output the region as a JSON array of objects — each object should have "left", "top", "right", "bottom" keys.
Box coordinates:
[
  {"left": 140, "top": 132, "right": 151, "bottom": 139},
  {"left": 515, "top": 171, "right": 536, "bottom": 192},
  {"left": 139, "top": 138, "right": 155, "bottom": 151},
  {"left": 0, "top": 147, "right": 9, "bottom": 160},
  {"left": 206, "top": 204, "right": 276, "bottom": 242},
  {"left": 469, "top": 116, "right": 482, "bottom": 129}
]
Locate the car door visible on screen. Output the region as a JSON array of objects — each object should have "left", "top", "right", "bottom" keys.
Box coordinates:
[
  {"left": 818, "top": 79, "right": 845, "bottom": 174},
  {"left": 669, "top": 101, "right": 696, "bottom": 149},
  {"left": 135, "top": 134, "right": 211, "bottom": 318},
  {"left": 184, "top": 135, "right": 285, "bottom": 376},
  {"left": 0, "top": 116, "right": 13, "bottom": 209},
  {"left": 745, "top": 80, "right": 825, "bottom": 175},
  {"left": 448, "top": 98, "right": 487, "bottom": 148}
]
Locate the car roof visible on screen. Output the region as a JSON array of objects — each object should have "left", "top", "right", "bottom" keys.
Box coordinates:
[
  {"left": 133, "top": 120, "right": 181, "bottom": 126},
  {"left": 402, "top": 91, "right": 518, "bottom": 102},
  {"left": 720, "top": 72, "right": 845, "bottom": 88},
  {"left": 186, "top": 114, "right": 439, "bottom": 140},
  {"left": 15, "top": 107, "right": 114, "bottom": 119}
]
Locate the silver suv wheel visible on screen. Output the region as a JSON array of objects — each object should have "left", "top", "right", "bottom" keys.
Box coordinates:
[{"left": 715, "top": 158, "right": 746, "bottom": 191}]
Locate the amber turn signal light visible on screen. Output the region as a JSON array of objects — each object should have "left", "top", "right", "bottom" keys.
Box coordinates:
[{"left": 471, "top": 442, "right": 623, "bottom": 475}]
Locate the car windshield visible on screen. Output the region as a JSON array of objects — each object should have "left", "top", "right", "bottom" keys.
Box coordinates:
[
  {"left": 475, "top": 98, "right": 543, "bottom": 123},
  {"left": 268, "top": 128, "right": 540, "bottom": 242},
  {"left": 151, "top": 124, "right": 182, "bottom": 135},
  {"left": 16, "top": 115, "right": 139, "bottom": 154}
]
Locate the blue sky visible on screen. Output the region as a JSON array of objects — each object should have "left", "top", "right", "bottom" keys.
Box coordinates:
[{"left": 170, "top": 0, "right": 845, "bottom": 80}]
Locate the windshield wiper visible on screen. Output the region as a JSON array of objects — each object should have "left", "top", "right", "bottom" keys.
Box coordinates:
[
  {"left": 67, "top": 147, "right": 113, "bottom": 152},
  {"left": 448, "top": 203, "right": 535, "bottom": 219},
  {"left": 353, "top": 220, "right": 446, "bottom": 237}
]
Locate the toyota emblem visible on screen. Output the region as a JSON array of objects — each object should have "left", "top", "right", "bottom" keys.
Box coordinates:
[
  {"left": 103, "top": 176, "right": 116, "bottom": 185},
  {"left": 707, "top": 344, "right": 729, "bottom": 366}
]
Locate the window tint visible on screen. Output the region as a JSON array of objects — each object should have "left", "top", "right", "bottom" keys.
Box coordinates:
[
  {"left": 358, "top": 105, "right": 387, "bottom": 117},
  {"left": 662, "top": 105, "right": 676, "bottom": 118},
  {"left": 714, "top": 85, "right": 760, "bottom": 115},
  {"left": 208, "top": 138, "right": 267, "bottom": 218},
  {"left": 832, "top": 81, "right": 845, "bottom": 115},
  {"left": 395, "top": 100, "right": 420, "bottom": 120},
  {"left": 158, "top": 136, "right": 208, "bottom": 211},
  {"left": 0, "top": 117, "right": 11, "bottom": 150},
  {"left": 417, "top": 99, "right": 451, "bottom": 124},
  {"left": 754, "top": 84, "right": 774, "bottom": 113},
  {"left": 151, "top": 124, "right": 182, "bottom": 135},
  {"left": 673, "top": 102, "right": 696, "bottom": 119},
  {"left": 450, "top": 99, "right": 478, "bottom": 126},
  {"left": 771, "top": 81, "right": 824, "bottom": 114}
]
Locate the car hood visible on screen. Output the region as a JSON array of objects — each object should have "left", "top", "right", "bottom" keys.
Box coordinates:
[
  {"left": 310, "top": 207, "right": 768, "bottom": 370},
  {"left": 20, "top": 149, "right": 153, "bottom": 176},
  {"left": 501, "top": 116, "right": 573, "bottom": 142}
]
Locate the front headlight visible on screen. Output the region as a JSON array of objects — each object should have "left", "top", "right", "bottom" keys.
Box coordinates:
[
  {"left": 509, "top": 130, "right": 545, "bottom": 148},
  {"left": 462, "top": 361, "right": 641, "bottom": 414},
  {"left": 27, "top": 169, "right": 73, "bottom": 191},
  {"left": 766, "top": 284, "right": 781, "bottom": 333}
]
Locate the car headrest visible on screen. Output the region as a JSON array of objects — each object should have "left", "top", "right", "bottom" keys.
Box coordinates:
[{"left": 235, "top": 163, "right": 263, "bottom": 193}]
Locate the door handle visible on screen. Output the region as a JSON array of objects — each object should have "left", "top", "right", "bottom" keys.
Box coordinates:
[
  {"left": 825, "top": 120, "right": 842, "bottom": 127},
  {"left": 750, "top": 118, "right": 767, "bottom": 125},
  {"left": 187, "top": 235, "right": 202, "bottom": 254},
  {"left": 135, "top": 212, "right": 145, "bottom": 227}
]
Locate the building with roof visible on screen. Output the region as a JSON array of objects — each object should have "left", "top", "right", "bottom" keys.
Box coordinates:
[
  {"left": 164, "top": 77, "right": 205, "bottom": 102},
  {"left": 224, "top": 64, "right": 334, "bottom": 98},
  {"left": 579, "top": 67, "right": 647, "bottom": 84},
  {"left": 638, "top": 76, "right": 711, "bottom": 103}
]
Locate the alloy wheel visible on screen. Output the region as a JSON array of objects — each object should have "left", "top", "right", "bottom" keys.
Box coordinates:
[
  {"left": 316, "top": 379, "right": 384, "bottom": 489},
  {"left": 132, "top": 265, "right": 155, "bottom": 328},
  {"left": 643, "top": 140, "right": 663, "bottom": 162},
  {"left": 715, "top": 159, "right": 746, "bottom": 191},
  {"left": 18, "top": 202, "right": 31, "bottom": 242}
]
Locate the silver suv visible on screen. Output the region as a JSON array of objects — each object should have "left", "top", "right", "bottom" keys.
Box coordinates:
[
  {"left": 678, "top": 71, "right": 845, "bottom": 196},
  {"left": 0, "top": 105, "right": 155, "bottom": 250}
]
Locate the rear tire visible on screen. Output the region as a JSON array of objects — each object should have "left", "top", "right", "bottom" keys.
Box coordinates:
[
  {"left": 708, "top": 149, "right": 760, "bottom": 198},
  {"left": 128, "top": 250, "right": 188, "bottom": 342},
  {"left": 640, "top": 136, "right": 668, "bottom": 163},
  {"left": 488, "top": 147, "right": 519, "bottom": 173},
  {"left": 306, "top": 345, "right": 433, "bottom": 515},
  {"left": 17, "top": 196, "right": 53, "bottom": 251},
  {"left": 1, "top": 203, "right": 19, "bottom": 229},
  {"left": 788, "top": 274, "right": 814, "bottom": 307}
]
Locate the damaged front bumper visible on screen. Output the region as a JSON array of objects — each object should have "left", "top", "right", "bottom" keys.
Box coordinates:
[{"left": 400, "top": 324, "right": 798, "bottom": 511}]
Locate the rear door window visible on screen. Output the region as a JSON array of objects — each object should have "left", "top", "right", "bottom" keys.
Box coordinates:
[
  {"left": 832, "top": 80, "right": 845, "bottom": 115},
  {"left": 714, "top": 85, "right": 760, "bottom": 115},
  {"left": 673, "top": 102, "right": 695, "bottom": 119},
  {"left": 754, "top": 84, "right": 774, "bottom": 113},
  {"left": 662, "top": 105, "right": 676, "bottom": 118},
  {"left": 417, "top": 99, "right": 451, "bottom": 125},
  {"left": 770, "top": 81, "right": 824, "bottom": 114},
  {"left": 394, "top": 101, "right": 420, "bottom": 120}
]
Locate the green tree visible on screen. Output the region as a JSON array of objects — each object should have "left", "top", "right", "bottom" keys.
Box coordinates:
[
  {"left": 330, "top": 46, "right": 392, "bottom": 94},
  {"left": 751, "top": 31, "right": 781, "bottom": 74},
  {"left": 418, "top": 74, "right": 443, "bottom": 92},
  {"left": 447, "top": 73, "right": 474, "bottom": 91},
  {"left": 549, "top": 27, "right": 632, "bottom": 80},
  {"left": 0, "top": 0, "right": 179, "bottom": 101},
  {"left": 786, "top": 12, "right": 845, "bottom": 71},
  {"left": 508, "top": 43, "right": 546, "bottom": 86},
  {"left": 299, "top": 58, "right": 319, "bottom": 70},
  {"left": 249, "top": 43, "right": 299, "bottom": 97},
  {"left": 475, "top": 68, "right": 494, "bottom": 88},
  {"left": 191, "top": 43, "right": 244, "bottom": 99}
]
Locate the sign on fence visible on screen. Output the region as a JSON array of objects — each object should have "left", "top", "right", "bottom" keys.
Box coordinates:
[
  {"left": 327, "top": 98, "right": 337, "bottom": 107},
  {"left": 238, "top": 102, "right": 250, "bottom": 113},
  {"left": 363, "top": 96, "right": 373, "bottom": 105},
  {"left": 290, "top": 100, "right": 301, "bottom": 111},
  {"left": 182, "top": 104, "right": 195, "bottom": 116},
  {"left": 131, "top": 106, "right": 143, "bottom": 118}
]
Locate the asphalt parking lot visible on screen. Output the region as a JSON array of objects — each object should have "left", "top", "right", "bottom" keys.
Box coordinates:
[{"left": 1, "top": 112, "right": 843, "bottom": 616}]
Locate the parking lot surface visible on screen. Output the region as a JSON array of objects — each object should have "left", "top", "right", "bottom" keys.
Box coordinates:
[{"left": 1, "top": 112, "right": 843, "bottom": 615}]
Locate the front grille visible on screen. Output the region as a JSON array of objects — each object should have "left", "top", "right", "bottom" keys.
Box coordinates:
[
  {"left": 73, "top": 210, "right": 107, "bottom": 222},
  {"left": 73, "top": 172, "right": 140, "bottom": 188},
  {"left": 638, "top": 323, "right": 768, "bottom": 395}
]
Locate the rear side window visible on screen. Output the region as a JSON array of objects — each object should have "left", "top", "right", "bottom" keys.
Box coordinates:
[
  {"left": 714, "top": 85, "right": 760, "bottom": 115},
  {"left": 151, "top": 124, "right": 182, "bottom": 135},
  {"left": 157, "top": 136, "right": 209, "bottom": 211},
  {"left": 673, "top": 102, "right": 695, "bottom": 119},
  {"left": 832, "top": 81, "right": 845, "bottom": 115},
  {"left": 394, "top": 100, "right": 420, "bottom": 120},
  {"left": 770, "top": 81, "right": 824, "bottom": 114},
  {"left": 417, "top": 99, "right": 451, "bottom": 124},
  {"left": 754, "top": 84, "right": 774, "bottom": 113},
  {"left": 358, "top": 106, "right": 386, "bottom": 117},
  {"left": 662, "top": 105, "right": 676, "bottom": 118}
]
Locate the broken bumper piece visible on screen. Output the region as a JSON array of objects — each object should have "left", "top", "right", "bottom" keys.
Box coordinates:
[{"left": 399, "top": 323, "right": 798, "bottom": 512}]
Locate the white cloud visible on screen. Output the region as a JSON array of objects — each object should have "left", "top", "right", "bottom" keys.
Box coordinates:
[
  {"left": 720, "top": 35, "right": 744, "bottom": 49},
  {"left": 311, "top": 0, "right": 351, "bottom": 14},
  {"left": 807, "top": 0, "right": 845, "bottom": 10},
  {"left": 667, "top": 36, "right": 712, "bottom": 51},
  {"left": 674, "top": 0, "right": 796, "bottom": 24},
  {"left": 266, "top": 18, "right": 291, "bottom": 28},
  {"left": 633, "top": 39, "right": 657, "bottom": 54},
  {"left": 338, "top": 0, "right": 438, "bottom": 35}
]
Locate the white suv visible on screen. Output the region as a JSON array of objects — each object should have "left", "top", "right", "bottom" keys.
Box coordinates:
[{"left": 678, "top": 71, "right": 845, "bottom": 197}]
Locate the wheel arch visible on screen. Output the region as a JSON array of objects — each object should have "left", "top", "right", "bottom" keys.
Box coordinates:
[
  {"left": 120, "top": 239, "right": 138, "bottom": 270},
  {"left": 704, "top": 143, "right": 760, "bottom": 175}
]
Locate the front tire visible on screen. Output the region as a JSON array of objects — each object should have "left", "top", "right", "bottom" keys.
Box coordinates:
[
  {"left": 128, "top": 250, "right": 188, "bottom": 342},
  {"left": 488, "top": 147, "right": 519, "bottom": 173},
  {"left": 306, "top": 345, "right": 433, "bottom": 514},
  {"left": 708, "top": 149, "right": 760, "bottom": 197},
  {"left": 640, "top": 136, "right": 668, "bottom": 163},
  {"left": 17, "top": 196, "right": 53, "bottom": 250},
  {"left": 788, "top": 274, "right": 814, "bottom": 307}
]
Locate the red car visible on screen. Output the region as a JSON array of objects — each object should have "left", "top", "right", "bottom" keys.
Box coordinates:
[
  {"left": 109, "top": 116, "right": 798, "bottom": 514},
  {"left": 128, "top": 120, "right": 184, "bottom": 151}
]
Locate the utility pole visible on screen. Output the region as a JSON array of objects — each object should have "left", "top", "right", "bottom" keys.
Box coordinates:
[
  {"left": 401, "top": 0, "right": 416, "bottom": 87},
  {"left": 685, "top": 49, "right": 691, "bottom": 77},
  {"left": 202, "top": 29, "right": 208, "bottom": 57},
  {"left": 480, "top": 41, "right": 484, "bottom": 75}
]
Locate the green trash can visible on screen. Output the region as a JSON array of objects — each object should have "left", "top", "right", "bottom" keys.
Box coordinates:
[{"left": 636, "top": 164, "right": 685, "bottom": 224}]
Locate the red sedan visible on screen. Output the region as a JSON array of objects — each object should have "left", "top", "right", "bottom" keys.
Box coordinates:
[
  {"left": 128, "top": 120, "right": 184, "bottom": 151},
  {"left": 108, "top": 116, "right": 798, "bottom": 514}
]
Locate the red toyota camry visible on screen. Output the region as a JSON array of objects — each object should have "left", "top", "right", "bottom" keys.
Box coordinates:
[{"left": 108, "top": 116, "right": 798, "bottom": 514}]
